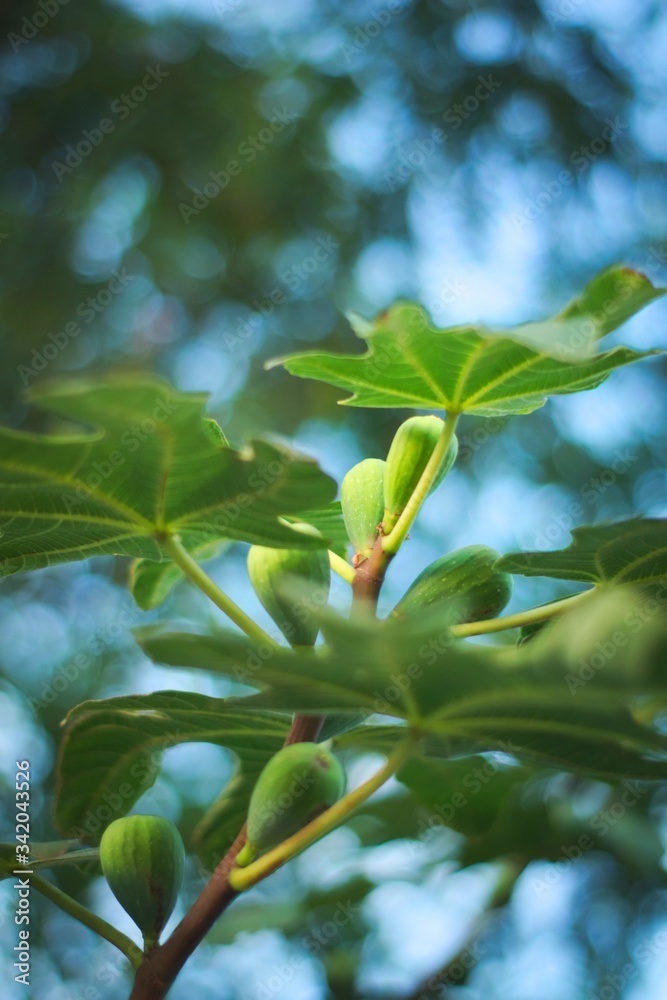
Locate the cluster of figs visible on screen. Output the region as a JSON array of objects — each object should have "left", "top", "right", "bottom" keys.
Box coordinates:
[{"left": 99, "top": 416, "right": 512, "bottom": 947}]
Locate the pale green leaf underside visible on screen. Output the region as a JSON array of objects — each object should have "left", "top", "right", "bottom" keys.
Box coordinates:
[
  {"left": 286, "top": 501, "right": 349, "bottom": 558},
  {"left": 269, "top": 266, "right": 665, "bottom": 415},
  {"left": 0, "top": 841, "right": 97, "bottom": 880},
  {"left": 128, "top": 503, "right": 347, "bottom": 610},
  {"left": 138, "top": 596, "right": 667, "bottom": 781},
  {"left": 499, "top": 518, "right": 667, "bottom": 584},
  {"left": 55, "top": 691, "right": 290, "bottom": 842},
  {"left": 130, "top": 540, "right": 230, "bottom": 610},
  {"left": 0, "top": 376, "right": 337, "bottom": 579}
]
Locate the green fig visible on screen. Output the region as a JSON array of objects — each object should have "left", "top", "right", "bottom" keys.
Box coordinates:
[
  {"left": 247, "top": 523, "right": 330, "bottom": 647},
  {"left": 99, "top": 815, "right": 184, "bottom": 948},
  {"left": 236, "top": 743, "right": 346, "bottom": 866},
  {"left": 340, "top": 458, "right": 386, "bottom": 564},
  {"left": 392, "top": 545, "right": 512, "bottom": 624},
  {"left": 383, "top": 416, "right": 458, "bottom": 534}
]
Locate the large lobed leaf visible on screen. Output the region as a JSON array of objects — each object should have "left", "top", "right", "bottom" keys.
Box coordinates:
[
  {"left": 54, "top": 691, "right": 290, "bottom": 844},
  {"left": 128, "top": 504, "right": 347, "bottom": 611},
  {"left": 498, "top": 518, "right": 667, "bottom": 584},
  {"left": 56, "top": 591, "right": 667, "bottom": 851},
  {"left": 269, "top": 266, "right": 665, "bottom": 415},
  {"left": 137, "top": 589, "right": 667, "bottom": 782},
  {"left": 0, "top": 376, "right": 337, "bottom": 579}
]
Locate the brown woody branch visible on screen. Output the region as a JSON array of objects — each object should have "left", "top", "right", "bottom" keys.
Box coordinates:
[
  {"left": 128, "top": 713, "right": 324, "bottom": 1000},
  {"left": 130, "top": 542, "right": 391, "bottom": 998}
]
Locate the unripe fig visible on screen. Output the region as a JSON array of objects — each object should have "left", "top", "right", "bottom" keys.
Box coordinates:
[
  {"left": 383, "top": 416, "right": 458, "bottom": 533},
  {"left": 340, "top": 458, "right": 385, "bottom": 564},
  {"left": 236, "top": 742, "right": 346, "bottom": 866},
  {"left": 392, "top": 545, "right": 512, "bottom": 624},
  {"left": 247, "top": 523, "right": 330, "bottom": 647},
  {"left": 99, "top": 815, "right": 184, "bottom": 948}
]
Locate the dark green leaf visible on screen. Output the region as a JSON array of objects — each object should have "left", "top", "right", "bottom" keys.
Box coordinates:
[
  {"left": 396, "top": 755, "right": 532, "bottom": 838},
  {"left": 137, "top": 593, "right": 667, "bottom": 782},
  {"left": 499, "top": 518, "right": 667, "bottom": 584},
  {"left": 55, "top": 691, "right": 290, "bottom": 843},
  {"left": 0, "top": 376, "right": 336, "bottom": 579}
]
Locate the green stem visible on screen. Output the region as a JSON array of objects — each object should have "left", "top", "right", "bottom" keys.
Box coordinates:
[
  {"left": 382, "top": 411, "right": 459, "bottom": 556},
  {"left": 161, "top": 533, "right": 277, "bottom": 647},
  {"left": 29, "top": 872, "right": 143, "bottom": 969},
  {"left": 329, "top": 549, "right": 355, "bottom": 585},
  {"left": 450, "top": 587, "right": 596, "bottom": 639},
  {"left": 230, "top": 735, "right": 417, "bottom": 892}
]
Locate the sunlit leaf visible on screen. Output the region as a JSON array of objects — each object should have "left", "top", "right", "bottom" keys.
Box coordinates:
[{"left": 269, "top": 267, "right": 664, "bottom": 415}]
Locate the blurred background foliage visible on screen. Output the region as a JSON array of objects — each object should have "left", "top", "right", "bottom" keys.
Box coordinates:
[{"left": 0, "top": 0, "right": 666, "bottom": 997}]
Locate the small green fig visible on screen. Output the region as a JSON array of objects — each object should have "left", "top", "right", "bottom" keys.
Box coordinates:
[
  {"left": 99, "top": 815, "right": 184, "bottom": 948},
  {"left": 392, "top": 545, "right": 512, "bottom": 624},
  {"left": 340, "top": 458, "right": 386, "bottom": 564},
  {"left": 247, "top": 523, "right": 330, "bottom": 647},
  {"left": 236, "top": 743, "right": 346, "bottom": 866},
  {"left": 383, "top": 416, "right": 458, "bottom": 534}
]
